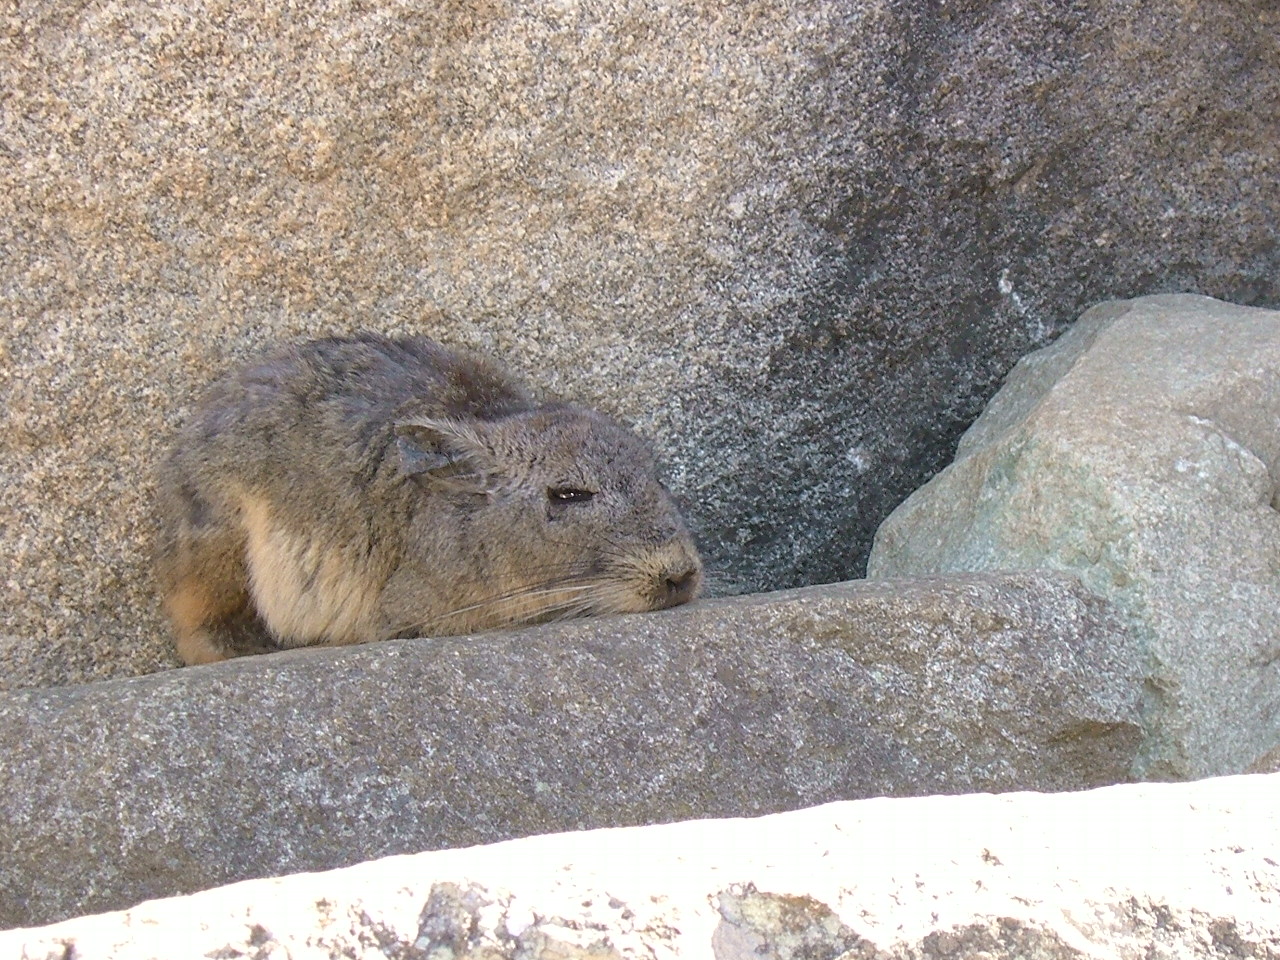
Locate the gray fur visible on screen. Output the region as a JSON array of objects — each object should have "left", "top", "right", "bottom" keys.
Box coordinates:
[{"left": 154, "top": 334, "right": 702, "bottom": 665}]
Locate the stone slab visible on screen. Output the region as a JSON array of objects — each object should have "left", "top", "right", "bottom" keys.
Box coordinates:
[{"left": 0, "top": 573, "right": 1141, "bottom": 928}]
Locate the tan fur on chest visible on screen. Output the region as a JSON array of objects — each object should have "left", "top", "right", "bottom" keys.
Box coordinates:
[{"left": 240, "top": 497, "right": 380, "bottom": 648}]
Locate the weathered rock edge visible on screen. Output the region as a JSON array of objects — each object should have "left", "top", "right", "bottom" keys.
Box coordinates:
[
  {"left": 5, "top": 775, "right": 1277, "bottom": 959},
  {"left": 0, "top": 573, "right": 1141, "bottom": 929}
]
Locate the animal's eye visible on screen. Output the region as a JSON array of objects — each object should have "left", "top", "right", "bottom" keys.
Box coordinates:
[{"left": 547, "top": 486, "right": 595, "bottom": 505}]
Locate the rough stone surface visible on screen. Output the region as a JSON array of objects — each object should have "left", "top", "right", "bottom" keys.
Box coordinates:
[
  {"left": 3, "top": 1, "right": 1279, "bottom": 689},
  {"left": 1248, "top": 745, "right": 1280, "bottom": 776},
  {"left": 5, "top": 775, "right": 1278, "bottom": 957},
  {"left": 0, "top": 573, "right": 1142, "bottom": 929},
  {"left": 868, "top": 294, "right": 1280, "bottom": 783}
]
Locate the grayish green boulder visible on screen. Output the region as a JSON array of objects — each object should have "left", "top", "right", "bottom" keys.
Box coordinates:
[{"left": 870, "top": 294, "right": 1280, "bottom": 780}]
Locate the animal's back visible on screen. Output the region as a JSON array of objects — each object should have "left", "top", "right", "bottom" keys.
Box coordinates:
[
  {"left": 177, "top": 335, "right": 532, "bottom": 492},
  {"left": 155, "top": 335, "right": 534, "bottom": 663}
]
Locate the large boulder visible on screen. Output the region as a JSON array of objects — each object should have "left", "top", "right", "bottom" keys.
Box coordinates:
[
  {"left": 5, "top": 774, "right": 1278, "bottom": 957},
  {"left": 869, "top": 294, "right": 1280, "bottom": 781},
  {"left": 3, "top": 0, "right": 1278, "bottom": 688},
  {"left": 0, "top": 573, "right": 1142, "bottom": 928}
]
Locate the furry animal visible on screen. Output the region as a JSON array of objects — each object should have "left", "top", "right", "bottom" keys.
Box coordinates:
[{"left": 155, "top": 334, "right": 702, "bottom": 664}]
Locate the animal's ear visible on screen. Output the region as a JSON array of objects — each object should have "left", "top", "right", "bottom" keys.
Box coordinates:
[{"left": 393, "top": 418, "right": 498, "bottom": 494}]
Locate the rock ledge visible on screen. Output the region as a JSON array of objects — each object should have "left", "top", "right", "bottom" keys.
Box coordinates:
[
  {"left": 0, "top": 573, "right": 1140, "bottom": 928},
  {"left": 4, "top": 774, "right": 1277, "bottom": 959}
]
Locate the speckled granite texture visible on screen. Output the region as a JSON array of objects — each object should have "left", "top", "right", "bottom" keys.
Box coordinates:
[
  {"left": 869, "top": 295, "right": 1280, "bottom": 781},
  {"left": 2, "top": 0, "right": 1278, "bottom": 686},
  {"left": 0, "top": 574, "right": 1142, "bottom": 928}
]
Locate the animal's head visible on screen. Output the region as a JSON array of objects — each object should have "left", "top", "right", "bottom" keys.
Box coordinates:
[{"left": 392, "top": 404, "right": 702, "bottom": 633}]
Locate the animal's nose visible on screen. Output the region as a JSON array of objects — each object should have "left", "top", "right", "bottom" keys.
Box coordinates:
[{"left": 660, "top": 565, "right": 701, "bottom": 608}]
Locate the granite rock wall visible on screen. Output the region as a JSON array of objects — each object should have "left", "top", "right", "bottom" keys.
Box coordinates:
[{"left": 3, "top": 0, "right": 1279, "bottom": 687}]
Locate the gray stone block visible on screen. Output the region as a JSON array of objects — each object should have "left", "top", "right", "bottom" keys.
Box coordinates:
[{"left": 0, "top": 573, "right": 1141, "bottom": 928}]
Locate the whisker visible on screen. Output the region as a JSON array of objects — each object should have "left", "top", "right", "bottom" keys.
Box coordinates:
[
  {"left": 698, "top": 567, "right": 749, "bottom": 597},
  {"left": 442, "top": 581, "right": 601, "bottom": 621},
  {"left": 379, "top": 527, "right": 704, "bottom": 642},
  {"left": 545, "top": 598, "right": 602, "bottom": 625},
  {"left": 383, "top": 578, "right": 610, "bottom": 641}
]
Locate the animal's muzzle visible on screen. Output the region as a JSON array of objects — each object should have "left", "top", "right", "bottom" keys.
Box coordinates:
[{"left": 654, "top": 553, "right": 701, "bottom": 609}]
